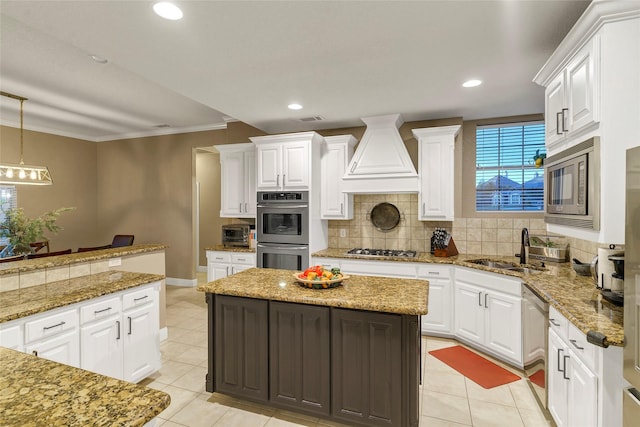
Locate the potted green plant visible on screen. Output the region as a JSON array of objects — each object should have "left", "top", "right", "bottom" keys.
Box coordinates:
[{"left": 0, "top": 207, "right": 74, "bottom": 256}]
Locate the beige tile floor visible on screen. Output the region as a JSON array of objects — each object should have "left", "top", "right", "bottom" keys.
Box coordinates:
[{"left": 141, "top": 275, "right": 552, "bottom": 427}]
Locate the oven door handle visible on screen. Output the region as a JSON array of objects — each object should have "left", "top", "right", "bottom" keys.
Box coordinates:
[
  {"left": 257, "top": 204, "right": 308, "bottom": 209},
  {"left": 257, "top": 244, "right": 309, "bottom": 251}
]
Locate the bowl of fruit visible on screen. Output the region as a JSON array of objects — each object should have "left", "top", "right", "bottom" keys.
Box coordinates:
[{"left": 294, "top": 265, "right": 348, "bottom": 289}]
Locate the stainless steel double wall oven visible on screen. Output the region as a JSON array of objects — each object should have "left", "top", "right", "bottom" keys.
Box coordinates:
[{"left": 256, "top": 191, "right": 309, "bottom": 270}]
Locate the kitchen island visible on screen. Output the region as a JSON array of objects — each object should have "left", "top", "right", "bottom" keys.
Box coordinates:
[{"left": 197, "top": 267, "right": 428, "bottom": 427}]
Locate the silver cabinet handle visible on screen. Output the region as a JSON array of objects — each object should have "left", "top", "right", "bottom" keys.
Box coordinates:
[
  {"left": 116, "top": 320, "right": 121, "bottom": 340},
  {"left": 570, "top": 339, "right": 584, "bottom": 350},
  {"left": 32, "top": 350, "right": 38, "bottom": 357},
  {"left": 484, "top": 293, "right": 488, "bottom": 308},
  {"left": 43, "top": 321, "right": 65, "bottom": 331},
  {"left": 478, "top": 292, "right": 482, "bottom": 306},
  {"left": 563, "top": 355, "right": 570, "bottom": 380},
  {"left": 550, "top": 318, "right": 560, "bottom": 327},
  {"left": 283, "top": 174, "right": 286, "bottom": 186},
  {"left": 340, "top": 203, "right": 344, "bottom": 215},
  {"left": 556, "top": 111, "right": 564, "bottom": 135},
  {"left": 94, "top": 307, "right": 112, "bottom": 314},
  {"left": 561, "top": 108, "right": 569, "bottom": 132},
  {"left": 240, "top": 202, "right": 243, "bottom": 212},
  {"left": 128, "top": 316, "right": 132, "bottom": 335},
  {"left": 237, "top": 258, "right": 246, "bottom": 262},
  {"left": 215, "top": 257, "right": 224, "bottom": 260},
  {"left": 422, "top": 202, "right": 426, "bottom": 216},
  {"left": 226, "top": 266, "right": 229, "bottom": 276},
  {"left": 557, "top": 348, "right": 564, "bottom": 372},
  {"left": 428, "top": 271, "right": 440, "bottom": 275},
  {"left": 350, "top": 161, "right": 357, "bottom": 173},
  {"left": 244, "top": 203, "right": 248, "bottom": 212},
  {"left": 134, "top": 295, "right": 149, "bottom": 302},
  {"left": 277, "top": 174, "right": 280, "bottom": 186}
]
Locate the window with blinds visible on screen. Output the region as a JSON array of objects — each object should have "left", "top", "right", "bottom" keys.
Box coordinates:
[
  {"left": 0, "top": 185, "right": 18, "bottom": 246},
  {"left": 476, "top": 122, "right": 545, "bottom": 212}
]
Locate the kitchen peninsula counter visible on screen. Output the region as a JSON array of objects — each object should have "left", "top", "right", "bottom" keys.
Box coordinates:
[
  {"left": 313, "top": 248, "right": 624, "bottom": 347},
  {"left": 198, "top": 268, "right": 426, "bottom": 427},
  {"left": 0, "top": 347, "right": 170, "bottom": 427}
]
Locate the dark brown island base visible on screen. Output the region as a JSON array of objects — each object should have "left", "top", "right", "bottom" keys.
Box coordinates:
[{"left": 197, "top": 267, "right": 429, "bottom": 427}]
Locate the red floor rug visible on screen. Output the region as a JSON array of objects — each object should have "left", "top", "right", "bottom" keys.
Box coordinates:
[
  {"left": 529, "top": 369, "right": 545, "bottom": 388},
  {"left": 429, "top": 345, "right": 521, "bottom": 389}
]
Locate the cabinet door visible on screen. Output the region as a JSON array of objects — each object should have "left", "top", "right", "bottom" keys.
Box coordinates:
[
  {"left": 220, "top": 151, "right": 246, "bottom": 217},
  {"left": 548, "top": 329, "right": 569, "bottom": 427},
  {"left": 208, "top": 262, "right": 230, "bottom": 281},
  {"left": 214, "top": 295, "right": 269, "bottom": 402},
  {"left": 0, "top": 322, "right": 23, "bottom": 351},
  {"left": 566, "top": 37, "right": 599, "bottom": 135},
  {"left": 123, "top": 302, "right": 160, "bottom": 383},
  {"left": 81, "top": 315, "right": 123, "bottom": 379},
  {"left": 421, "top": 277, "right": 452, "bottom": 335},
  {"left": 321, "top": 144, "right": 349, "bottom": 219},
  {"left": 282, "top": 142, "right": 310, "bottom": 189},
  {"left": 270, "top": 302, "right": 330, "bottom": 415},
  {"left": 331, "top": 308, "right": 402, "bottom": 426},
  {"left": 545, "top": 72, "right": 566, "bottom": 147},
  {"left": 231, "top": 264, "right": 252, "bottom": 275},
  {"left": 25, "top": 329, "right": 80, "bottom": 367},
  {"left": 485, "top": 291, "right": 523, "bottom": 364},
  {"left": 567, "top": 353, "right": 598, "bottom": 427},
  {"left": 419, "top": 139, "right": 454, "bottom": 220},
  {"left": 243, "top": 150, "right": 257, "bottom": 216},
  {"left": 257, "top": 144, "right": 282, "bottom": 190},
  {"left": 454, "top": 281, "right": 484, "bottom": 345}
]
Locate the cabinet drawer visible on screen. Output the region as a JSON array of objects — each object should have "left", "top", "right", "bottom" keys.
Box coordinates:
[
  {"left": 25, "top": 308, "right": 78, "bottom": 343},
  {"left": 417, "top": 264, "right": 451, "bottom": 279},
  {"left": 568, "top": 322, "right": 596, "bottom": 371},
  {"left": 208, "top": 251, "right": 232, "bottom": 263},
  {"left": 456, "top": 267, "right": 521, "bottom": 296},
  {"left": 123, "top": 286, "right": 156, "bottom": 311},
  {"left": 231, "top": 253, "right": 256, "bottom": 266},
  {"left": 548, "top": 306, "right": 569, "bottom": 339},
  {"left": 80, "top": 296, "right": 122, "bottom": 324}
]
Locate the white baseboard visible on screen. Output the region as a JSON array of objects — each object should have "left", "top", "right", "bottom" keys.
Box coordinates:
[
  {"left": 159, "top": 327, "right": 168, "bottom": 342},
  {"left": 196, "top": 265, "right": 207, "bottom": 273},
  {"left": 166, "top": 277, "right": 198, "bottom": 287}
]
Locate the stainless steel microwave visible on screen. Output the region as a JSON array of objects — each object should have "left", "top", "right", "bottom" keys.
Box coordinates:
[{"left": 544, "top": 137, "right": 600, "bottom": 230}]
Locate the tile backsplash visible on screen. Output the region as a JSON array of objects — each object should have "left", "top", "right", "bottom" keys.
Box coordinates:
[{"left": 327, "top": 194, "right": 600, "bottom": 261}]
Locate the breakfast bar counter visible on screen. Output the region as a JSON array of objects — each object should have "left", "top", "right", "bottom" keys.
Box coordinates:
[{"left": 198, "top": 268, "right": 427, "bottom": 427}]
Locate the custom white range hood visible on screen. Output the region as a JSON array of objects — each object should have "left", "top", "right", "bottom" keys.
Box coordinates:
[{"left": 342, "top": 114, "right": 419, "bottom": 193}]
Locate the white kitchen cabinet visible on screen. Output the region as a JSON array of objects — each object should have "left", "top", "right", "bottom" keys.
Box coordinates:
[
  {"left": 207, "top": 250, "right": 256, "bottom": 281},
  {"left": 216, "top": 143, "right": 256, "bottom": 218},
  {"left": 0, "top": 320, "right": 23, "bottom": 351},
  {"left": 412, "top": 125, "right": 460, "bottom": 221},
  {"left": 454, "top": 268, "right": 522, "bottom": 366},
  {"left": 23, "top": 308, "right": 80, "bottom": 367},
  {"left": 543, "top": 36, "right": 600, "bottom": 149},
  {"left": 321, "top": 135, "right": 357, "bottom": 219},
  {"left": 251, "top": 132, "right": 324, "bottom": 191},
  {"left": 80, "top": 283, "right": 160, "bottom": 383},
  {"left": 418, "top": 265, "right": 453, "bottom": 336}
]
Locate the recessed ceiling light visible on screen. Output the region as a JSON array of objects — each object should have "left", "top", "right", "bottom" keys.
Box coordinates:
[
  {"left": 462, "top": 79, "right": 482, "bottom": 88},
  {"left": 288, "top": 103, "right": 303, "bottom": 110},
  {"left": 89, "top": 54, "right": 108, "bottom": 64},
  {"left": 153, "top": 2, "right": 183, "bottom": 20}
]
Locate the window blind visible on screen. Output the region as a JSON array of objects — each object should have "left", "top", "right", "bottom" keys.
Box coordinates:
[{"left": 476, "top": 122, "right": 545, "bottom": 212}]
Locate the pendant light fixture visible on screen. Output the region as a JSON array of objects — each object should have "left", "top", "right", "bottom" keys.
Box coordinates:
[{"left": 0, "top": 91, "right": 53, "bottom": 185}]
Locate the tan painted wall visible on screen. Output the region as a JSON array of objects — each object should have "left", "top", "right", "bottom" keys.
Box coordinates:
[
  {"left": 0, "top": 126, "right": 99, "bottom": 251},
  {"left": 196, "top": 150, "right": 222, "bottom": 267}
]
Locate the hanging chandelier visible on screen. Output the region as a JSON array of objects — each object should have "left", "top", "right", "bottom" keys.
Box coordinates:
[{"left": 0, "top": 91, "right": 53, "bottom": 185}]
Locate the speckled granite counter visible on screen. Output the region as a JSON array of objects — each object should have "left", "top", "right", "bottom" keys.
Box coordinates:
[
  {"left": 0, "top": 244, "right": 167, "bottom": 276},
  {"left": 0, "top": 347, "right": 170, "bottom": 427},
  {"left": 312, "top": 248, "right": 624, "bottom": 347},
  {"left": 197, "top": 267, "right": 428, "bottom": 315},
  {"left": 0, "top": 271, "right": 164, "bottom": 323},
  {"left": 205, "top": 245, "right": 256, "bottom": 253}
]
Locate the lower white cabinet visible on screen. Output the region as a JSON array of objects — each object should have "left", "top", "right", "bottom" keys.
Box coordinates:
[
  {"left": 24, "top": 308, "right": 80, "bottom": 367},
  {"left": 25, "top": 328, "right": 80, "bottom": 367},
  {"left": 454, "top": 268, "right": 522, "bottom": 366},
  {"left": 0, "top": 321, "right": 24, "bottom": 351},
  {"left": 418, "top": 265, "right": 452, "bottom": 335},
  {"left": 207, "top": 250, "right": 256, "bottom": 281}
]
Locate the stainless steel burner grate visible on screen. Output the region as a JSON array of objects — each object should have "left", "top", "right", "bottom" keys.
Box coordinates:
[{"left": 347, "top": 248, "right": 417, "bottom": 258}]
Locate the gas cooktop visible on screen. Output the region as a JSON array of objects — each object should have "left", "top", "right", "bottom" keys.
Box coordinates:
[{"left": 347, "top": 248, "right": 417, "bottom": 258}]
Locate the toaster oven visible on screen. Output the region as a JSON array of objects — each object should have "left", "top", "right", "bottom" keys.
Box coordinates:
[{"left": 222, "top": 224, "right": 251, "bottom": 248}]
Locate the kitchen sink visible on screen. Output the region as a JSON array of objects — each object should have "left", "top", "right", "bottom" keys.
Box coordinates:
[{"left": 465, "top": 258, "right": 546, "bottom": 274}]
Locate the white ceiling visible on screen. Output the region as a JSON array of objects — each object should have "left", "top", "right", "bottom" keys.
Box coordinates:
[{"left": 0, "top": 0, "right": 590, "bottom": 142}]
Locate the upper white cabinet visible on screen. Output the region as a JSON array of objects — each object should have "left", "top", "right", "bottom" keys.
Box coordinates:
[
  {"left": 543, "top": 36, "right": 600, "bottom": 149},
  {"left": 251, "top": 132, "right": 324, "bottom": 191},
  {"left": 412, "top": 125, "right": 460, "bottom": 221},
  {"left": 321, "top": 135, "right": 357, "bottom": 219},
  {"left": 215, "top": 143, "right": 256, "bottom": 218}
]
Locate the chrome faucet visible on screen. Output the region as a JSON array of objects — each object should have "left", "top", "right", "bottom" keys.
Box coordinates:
[{"left": 520, "top": 227, "right": 530, "bottom": 265}]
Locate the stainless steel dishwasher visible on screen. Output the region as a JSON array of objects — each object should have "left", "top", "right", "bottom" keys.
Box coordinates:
[{"left": 522, "top": 286, "right": 549, "bottom": 411}]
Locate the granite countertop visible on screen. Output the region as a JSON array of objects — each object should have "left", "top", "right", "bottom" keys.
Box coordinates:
[
  {"left": 312, "top": 248, "right": 624, "bottom": 347},
  {"left": 197, "top": 267, "right": 428, "bottom": 315},
  {"left": 0, "top": 271, "right": 165, "bottom": 323},
  {"left": 0, "top": 244, "right": 167, "bottom": 276},
  {"left": 205, "top": 245, "right": 256, "bottom": 253},
  {"left": 0, "top": 347, "right": 170, "bottom": 427}
]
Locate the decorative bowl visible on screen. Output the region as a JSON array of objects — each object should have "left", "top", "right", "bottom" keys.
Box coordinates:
[{"left": 293, "top": 273, "right": 349, "bottom": 289}]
